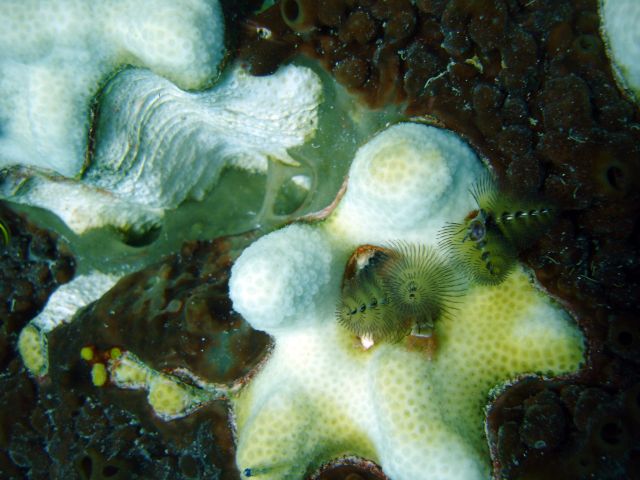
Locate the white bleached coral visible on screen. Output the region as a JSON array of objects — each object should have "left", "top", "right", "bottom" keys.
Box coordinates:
[
  {"left": 600, "top": 0, "right": 640, "bottom": 100},
  {"left": 1, "top": 64, "right": 323, "bottom": 234},
  {"left": 335, "top": 123, "right": 482, "bottom": 244},
  {"left": 0, "top": 167, "right": 163, "bottom": 235},
  {"left": 229, "top": 123, "right": 585, "bottom": 479},
  {"left": 229, "top": 224, "right": 336, "bottom": 333},
  {"left": 0, "top": 0, "right": 225, "bottom": 177},
  {"left": 30, "top": 272, "right": 121, "bottom": 333},
  {"left": 86, "top": 64, "right": 322, "bottom": 209},
  {"left": 17, "top": 272, "right": 121, "bottom": 377}
]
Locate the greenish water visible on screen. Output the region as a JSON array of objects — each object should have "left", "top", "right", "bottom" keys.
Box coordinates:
[{"left": 8, "top": 58, "right": 404, "bottom": 275}]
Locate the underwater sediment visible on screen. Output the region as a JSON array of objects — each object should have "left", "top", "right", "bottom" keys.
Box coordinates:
[{"left": 1, "top": 0, "right": 639, "bottom": 479}]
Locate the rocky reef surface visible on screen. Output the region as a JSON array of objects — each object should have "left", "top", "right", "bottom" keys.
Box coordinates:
[{"left": 1, "top": 0, "right": 639, "bottom": 479}]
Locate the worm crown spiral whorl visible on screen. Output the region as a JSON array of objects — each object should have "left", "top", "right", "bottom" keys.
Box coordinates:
[
  {"left": 337, "top": 242, "right": 461, "bottom": 343},
  {"left": 381, "top": 242, "right": 462, "bottom": 333},
  {"left": 439, "top": 215, "right": 516, "bottom": 285},
  {"left": 474, "top": 173, "right": 556, "bottom": 248}
]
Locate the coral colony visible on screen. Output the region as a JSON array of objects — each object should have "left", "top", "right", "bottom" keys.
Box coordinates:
[
  {"left": 229, "top": 123, "right": 584, "bottom": 479},
  {"left": 2, "top": 0, "right": 639, "bottom": 479}
]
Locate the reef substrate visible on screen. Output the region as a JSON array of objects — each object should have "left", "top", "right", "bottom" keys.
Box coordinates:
[
  {"left": 1, "top": 231, "right": 270, "bottom": 479},
  {"left": 2, "top": 0, "right": 640, "bottom": 478}
]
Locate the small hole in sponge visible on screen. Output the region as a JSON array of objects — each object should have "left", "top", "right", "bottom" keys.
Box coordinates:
[
  {"left": 606, "top": 165, "right": 625, "bottom": 191},
  {"left": 600, "top": 421, "right": 623, "bottom": 445},
  {"left": 282, "top": 0, "right": 300, "bottom": 22},
  {"left": 121, "top": 224, "right": 162, "bottom": 247},
  {"left": 103, "top": 465, "right": 120, "bottom": 477}
]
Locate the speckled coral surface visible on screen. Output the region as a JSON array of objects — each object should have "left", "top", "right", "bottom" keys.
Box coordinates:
[
  {"left": 240, "top": 2, "right": 640, "bottom": 475},
  {"left": 3, "top": 1, "right": 638, "bottom": 478},
  {"left": 1, "top": 63, "right": 323, "bottom": 235},
  {"left": 229, "top": 123, "right": 584, "bottom": 479}
]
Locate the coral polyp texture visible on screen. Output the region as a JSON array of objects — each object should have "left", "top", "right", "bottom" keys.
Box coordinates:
[
  {"left": 229, "top": 123, "right": 585, "bottom": 479},
  {"left": 600, "top": 0, "right": 640, "bottom": 101},
  {"left": 0, "top": 0, "right": 224, "bottom": 177},
  {"left": 1, "top": 63, "right": 323, "bottom": 234}
]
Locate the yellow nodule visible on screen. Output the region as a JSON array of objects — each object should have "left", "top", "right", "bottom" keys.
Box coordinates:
[
  {"left": 18, "top": 325, "right": 47, "bottom": 376},
  {"left": 110, "top": 347, "right": 122, "bottom": 359},
  {"left": 80, "top": 346, "right": 94, "bottom": 361},
  {"left": 91, "top": 363, "right": 108, "bottom": 387}
]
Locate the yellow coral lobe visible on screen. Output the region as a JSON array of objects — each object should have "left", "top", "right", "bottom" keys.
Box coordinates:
[
  {"left": 91, "top": 363, "right": 108, "bottom": 387},
  {"left": 18, "top": 325, "right": 47, "bottom": 376},
  {"left": 148, "top": 377, "right": 191, "bottom": 419},
  {"left": 80, "top": 346, "right": 94, "bottom": 361},
  {"left": 110, "top": 347, "right": 122, "bottom": 359},
  {"left": 110, "top": 353, "right": 151, "bottom": 388},
  {"left": 432, "top": 267, "right": 585, "bottom": 449}
]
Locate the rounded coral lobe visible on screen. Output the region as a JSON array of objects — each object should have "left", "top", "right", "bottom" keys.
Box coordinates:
[{"left": 229, "top": 223, "right": 337, "bottom": 333}]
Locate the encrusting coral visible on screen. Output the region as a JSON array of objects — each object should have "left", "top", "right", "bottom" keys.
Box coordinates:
[
  {"left": 17, "top": 272, "right": 120, "bottom": 377},
  {"left": 235, "top": 7, "right": 640, "bottom": 477},
  {"left": 7, "top": 235, "right": 267, "bottom": 478},
  {"left": 87, "top": 64, "right": 321, "bottom": 209},
  {"left": 0, "top": 0, "right": 325, "bottom": 239},
  {"left": 229, "top": 122, "right": 585, "bottom": 479},
  {"left": 0, "top": 0, "right": 225, "bottom": 177},
  {"left": 1, "top": 63, "right": 323, "bottom": 235}
]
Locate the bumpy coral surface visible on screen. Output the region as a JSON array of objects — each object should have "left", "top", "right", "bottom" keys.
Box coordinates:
[
  {"left": 229, "top": 123, "right": 585, "bottom": 479},
  {"left": 1, "top": 63, "right": 323, "bottom": 234},
  {"left": 1, "top": 1, "right": 637, "bottom": 478},
  {"left": 0, "top": 0, "right": 225, "bottom": 176},
  {"left": 30, "top": 272, "right": 120, "bottom": 333}
]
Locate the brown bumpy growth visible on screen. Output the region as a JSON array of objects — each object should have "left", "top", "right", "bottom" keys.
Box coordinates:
[{"left": 1, "top": 231, "right": 266, "bottom": 479}]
